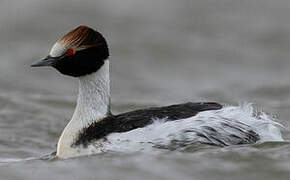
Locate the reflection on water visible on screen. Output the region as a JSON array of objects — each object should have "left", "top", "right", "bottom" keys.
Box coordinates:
[{"left": 1, "top": 0, "right": 290, "bottom": 180}]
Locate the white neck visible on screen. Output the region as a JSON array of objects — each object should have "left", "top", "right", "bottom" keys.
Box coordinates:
[{"left": 56, "top": 60, "right": 110, "bottom": 158}]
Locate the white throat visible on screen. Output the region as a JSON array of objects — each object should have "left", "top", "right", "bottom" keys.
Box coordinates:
[
  {"left": 75, "top": 60, "right": 111, "bottom": 125},
  {"left": 57, "top": 60, "right": 110, "bottom": 158}
]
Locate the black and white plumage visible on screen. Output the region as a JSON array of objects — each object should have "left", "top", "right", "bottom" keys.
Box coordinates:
[
  {"left": 31, "top": 26, "right": 283, "bottom": 159},
  {"left": 73, "top": 102, "right": 223, "bottom": 147}
]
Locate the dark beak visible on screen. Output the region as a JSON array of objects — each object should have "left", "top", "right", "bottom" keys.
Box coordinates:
[{"left": 30, "top": 56, "right": 57, "bottom": 67}]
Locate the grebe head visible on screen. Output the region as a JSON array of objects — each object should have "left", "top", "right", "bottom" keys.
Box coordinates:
[{"left": 31, "top": 25, "right": 109, "bottom": 77}]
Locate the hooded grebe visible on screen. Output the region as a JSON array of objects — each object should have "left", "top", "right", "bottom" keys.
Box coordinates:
[{"left": 31, "top": 26, "right": 283, "bottom": 159}]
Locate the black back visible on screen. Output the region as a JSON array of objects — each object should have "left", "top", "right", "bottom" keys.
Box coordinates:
[{"left": 73, "top": 102, "right": 222, "bottom": 147}]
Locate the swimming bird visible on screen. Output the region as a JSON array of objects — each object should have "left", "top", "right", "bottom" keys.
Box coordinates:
[{"left": 31, "top": 25, "right": 283, "bottom": 159}]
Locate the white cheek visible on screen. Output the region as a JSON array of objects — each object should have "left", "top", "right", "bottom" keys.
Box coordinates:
[{"left": 49, "top": 42, "right": 67, "bottom": 57}]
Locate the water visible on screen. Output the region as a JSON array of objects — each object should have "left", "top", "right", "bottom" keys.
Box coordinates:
[{"left": 1, "top": 0, "right": 290, "bottom": 179}]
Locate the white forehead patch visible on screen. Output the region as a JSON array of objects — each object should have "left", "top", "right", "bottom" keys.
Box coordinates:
[{"left": 49, "top": 42, "right": 67, "bottom": 57}]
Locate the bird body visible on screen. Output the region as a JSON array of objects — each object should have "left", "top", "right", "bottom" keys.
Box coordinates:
[{"left": 31, "top": 26, "right": 283, "bottom": 159}]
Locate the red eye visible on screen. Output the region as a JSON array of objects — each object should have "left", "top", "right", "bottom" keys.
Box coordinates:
[{"left": 65, "top": 48, "right": 76, "bottom": 56}]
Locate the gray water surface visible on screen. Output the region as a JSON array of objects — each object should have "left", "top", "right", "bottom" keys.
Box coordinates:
[{"left": 1, "top": 0, "right": 290, "bottom": 179}]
